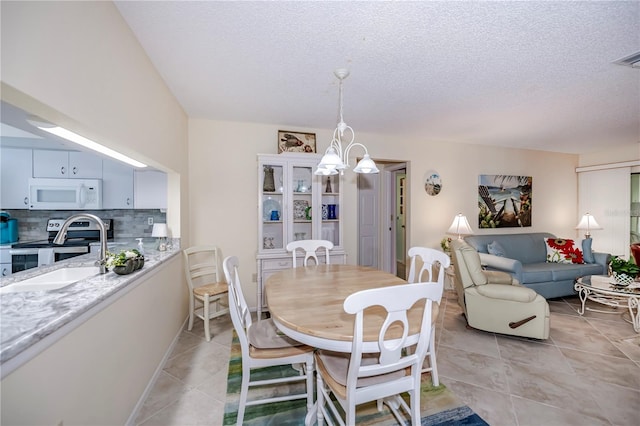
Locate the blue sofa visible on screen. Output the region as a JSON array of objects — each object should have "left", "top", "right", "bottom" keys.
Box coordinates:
[{"left": 464, "top": 233, "right": 610, "bottom": 299}]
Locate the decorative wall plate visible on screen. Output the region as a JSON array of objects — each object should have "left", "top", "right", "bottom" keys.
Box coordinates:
[{"left": 425, "top": 171, "right": 442, "bottom": 196}]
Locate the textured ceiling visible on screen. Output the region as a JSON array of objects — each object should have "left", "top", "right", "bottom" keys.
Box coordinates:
[{"left": 115, "top": 1, "right": 640, "bottom": 155}]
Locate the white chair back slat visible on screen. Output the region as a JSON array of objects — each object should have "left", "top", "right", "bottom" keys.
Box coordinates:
[
  {"left": 407, "top": 247, "right": 450, "bottom": 303},
  {"left": 286, "top": 239, "right": 334, "bottom": 267}
]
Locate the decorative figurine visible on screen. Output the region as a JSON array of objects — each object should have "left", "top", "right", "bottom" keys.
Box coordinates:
[
  {"left": 325, "top": 176, "right": 332, "bottom": 193},
  {"left": 263, "top": 166, "right": 275, "bottom": 192}
]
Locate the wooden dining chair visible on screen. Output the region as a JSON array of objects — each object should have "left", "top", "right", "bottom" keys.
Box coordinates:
[
  {"left": 182, "top": 245, "right": 229, "bottom": 341},
  {"left": 407, "top": 246, "right": 450, "bottom": 385},
  {"left": 222, "top": 256, "right": 314, "bottom": 425},
  {"left": 286, "top": 239, "right": 334, "bottom": 267},
  {"left": 315, "top": 283, "right": 439, "bottom": 426}
]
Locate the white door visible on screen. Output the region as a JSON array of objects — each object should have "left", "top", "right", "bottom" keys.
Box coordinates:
[
  {"left": 358, "top": 161, "right": 409, "bottom": 274},
  {"left": 395, "top": 172, "right": 407, "bottom": 278},
  {"left": 358, "top": 173, "right": 379, "bottom": 267}
]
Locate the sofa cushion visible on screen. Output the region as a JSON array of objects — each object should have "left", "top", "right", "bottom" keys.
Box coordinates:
[
  {"left": 466, "top": 233, "right": 553, "bottom": 264},
  {"left": 521, "top": 263, "right": 554, "bottom": 283},
  {"left": 487, "top": 240, "right": 506, "bottom": 257},
  {"left": 549, "top": 262, "right": 604, "bottom": 281},
  {"left": 544, "top": 238, "right": 584, "bottom": 264}
]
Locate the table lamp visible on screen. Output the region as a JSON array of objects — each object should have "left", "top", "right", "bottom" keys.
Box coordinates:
[
  {"left": 575, "top": 213, "right": 602, "bottom": 238},
  {"left": 447, "top": 213, "right": 473, "bottom": 240},
  {"left": 151, "top": 223, "right": 168, "bottom": 251}
]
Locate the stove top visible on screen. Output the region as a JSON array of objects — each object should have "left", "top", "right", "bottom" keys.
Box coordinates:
[
  {"left": 12, "top": 240, "right": 97, "bottom": 249},
  {"left": 12, "top": 218, "right": 114, "bottom": 249}
]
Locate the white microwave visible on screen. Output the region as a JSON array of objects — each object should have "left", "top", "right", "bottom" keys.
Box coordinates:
[{"left": 28, "top": 178, "right": 102, "bottom": 210}]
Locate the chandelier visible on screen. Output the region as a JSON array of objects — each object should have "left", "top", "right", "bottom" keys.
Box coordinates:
[{"left": 314, "top": 69, "right": 379, "bottom": 176}]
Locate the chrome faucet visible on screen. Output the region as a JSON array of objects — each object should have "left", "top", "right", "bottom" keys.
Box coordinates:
[{"left": 53, "top": 213, "right": 108, "bottom": 274}]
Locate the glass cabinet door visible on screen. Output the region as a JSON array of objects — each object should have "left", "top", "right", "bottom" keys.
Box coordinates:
[
  {"left": 291, "top": 165, "right": 313, "bottom": 242},
  {"left": 261, "top": 163, "right": 284, "bottom": 250},
  {"left": 320, "top": 174, "right": 340, "bottom": 246}
]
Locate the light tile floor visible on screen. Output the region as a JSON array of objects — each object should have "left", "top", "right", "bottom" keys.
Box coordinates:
[{"left": 135, "top": 291, "right": 640, "bottom": 425}]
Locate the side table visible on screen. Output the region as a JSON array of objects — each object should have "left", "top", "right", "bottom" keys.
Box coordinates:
[
  {"left": 444, "top": 264, "right": 456, "bottom": 291},
  {"left": 575, "top": 275, "right": 640, "bottom": 333}
]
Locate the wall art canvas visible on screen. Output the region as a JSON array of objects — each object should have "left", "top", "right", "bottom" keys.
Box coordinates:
[
  {"left": 277, "top": 131, "right": 316, "bottom": 153},
  {"left": 478, "top": 175, "right": 532, "bottom": 228}
]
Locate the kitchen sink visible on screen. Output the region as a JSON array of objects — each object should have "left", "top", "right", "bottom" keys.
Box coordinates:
[{"left": 0, "top": 266, "right": 100, "bottom": 293}]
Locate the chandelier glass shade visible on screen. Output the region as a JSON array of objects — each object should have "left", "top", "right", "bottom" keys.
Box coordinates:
[{"left": 314, "top": 69, "right": 379, "bottom": 176}]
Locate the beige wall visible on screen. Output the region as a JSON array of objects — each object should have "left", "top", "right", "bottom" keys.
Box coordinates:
[
  {"left": 579, "top": 142, "right": 640, "bottom": 167},
  {"left": 1, "top": 0, "right": 188, "bottom": 240},
  {"left": 1, "top": 2, "right": 189, "bottom": 422},
  {"left": 189, "top": 119, "right": 579, "bottom": 307}
]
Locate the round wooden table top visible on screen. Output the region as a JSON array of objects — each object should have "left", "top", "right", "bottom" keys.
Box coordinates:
[{"left": 266, "top": 264, "right": 429, "bottom": 352}]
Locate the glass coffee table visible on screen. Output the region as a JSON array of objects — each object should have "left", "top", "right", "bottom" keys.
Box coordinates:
[{"left": 574, "top": 275, "right": 640, "bottom": 333}]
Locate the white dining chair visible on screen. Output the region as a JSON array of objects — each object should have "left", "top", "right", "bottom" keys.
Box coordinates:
[
  {"left": 407, "top": 246, "right": 450, "bottom": 385},
  {"left": 182, "top": 245, "right": 229, "bottom": 341},
  {"left": 315, "top": 283, "right": 439, "bottom": 426},
  {"left": 222, "top": 256, "right": 314, "bottom": 425},
  {"left": 286, "top": 239, "right": 334, "bottom": 267}
]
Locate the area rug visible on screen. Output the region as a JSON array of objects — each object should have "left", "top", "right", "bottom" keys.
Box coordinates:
[{"left": 223, "top": 334, "right": 488, "bottom": 425}]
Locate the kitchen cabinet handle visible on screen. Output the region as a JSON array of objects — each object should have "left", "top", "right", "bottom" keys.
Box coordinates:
[
  {"left": 61, "top": 166, "right": 66, "bottom": 175},
  {"left": 72, "top": 166, "right": 78, "bottom": 175},
  {"left": 1, "top": 268, "right": 7, "bottom": 277},
  {"left": 126, "top": 197, "right": 131, "bottom": 206},
  {"left": 23, "top": 197, "right": 28, "bottom": 205}
]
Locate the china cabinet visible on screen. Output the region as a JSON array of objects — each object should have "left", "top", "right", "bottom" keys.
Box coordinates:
[{"left": 256, "top": 153, "right": 346, "bottom": 318}]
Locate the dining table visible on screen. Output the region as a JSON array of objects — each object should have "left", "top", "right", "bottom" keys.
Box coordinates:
[
  {"left": 265, "top": 263, "right": 431, "bottom": 354},
  {"left": 265, "top": 263, "right": 434, "bottom": 425}
]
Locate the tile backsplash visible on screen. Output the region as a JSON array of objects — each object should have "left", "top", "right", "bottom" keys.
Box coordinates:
[{"left": 4, "top": 209, "right": 167, "bottom": 242}]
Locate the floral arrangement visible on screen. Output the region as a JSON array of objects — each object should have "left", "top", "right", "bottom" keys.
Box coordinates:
[
  {"left": 106, "top": 249, "right": 144, "bottom": 274},
  {"left": 440, "top": 237, "right": 452, "bottom": 253}
]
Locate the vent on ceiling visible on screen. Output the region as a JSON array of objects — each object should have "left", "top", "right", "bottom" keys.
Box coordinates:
[{"left": 613, "top": 51, "right": 640, "bottom": 68}]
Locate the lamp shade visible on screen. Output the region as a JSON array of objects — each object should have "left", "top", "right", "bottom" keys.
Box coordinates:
[
  {"left": 575, "top": 213, "right": 602, "bottom": 238},
  {"left": 447, "top": 214, "right": 473, "bottom": 239},
  {"left": 151, "top": 223, "right": 168, "bottom": 238}
]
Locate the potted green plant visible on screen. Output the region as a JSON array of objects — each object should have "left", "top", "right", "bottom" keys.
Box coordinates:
[
  {"left": 106, "top": 249, "right": 144, "bottom": 275},
  {"left": 609, "top": 256, "right": 640, "bottom": 286}
]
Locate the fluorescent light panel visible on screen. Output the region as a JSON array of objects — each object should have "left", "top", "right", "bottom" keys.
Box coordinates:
[{"left": 37, "top": 125, "right": 147, "bottom": 168}]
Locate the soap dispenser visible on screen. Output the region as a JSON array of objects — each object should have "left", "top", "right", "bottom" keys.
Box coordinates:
[{"left": 136, "top": 238, "right": 145, "bottom": 256}]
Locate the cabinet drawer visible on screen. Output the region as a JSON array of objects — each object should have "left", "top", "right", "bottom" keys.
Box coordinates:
[{"left": 262, "top": 258, "right": 293, "bottom": 270}]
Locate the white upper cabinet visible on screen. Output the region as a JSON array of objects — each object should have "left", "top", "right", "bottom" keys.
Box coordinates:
[
  {"left": 134, "top": 170, "right": 167, "bottom": 209},
  {"left": 33, "top": 150, "right": 102, "bottom": 179},
  {"left": 1, "top": 148, "right": 32, "bottom": 209},
  {"left": 102, "top": 160, "right": 134, "bottom": 209}
]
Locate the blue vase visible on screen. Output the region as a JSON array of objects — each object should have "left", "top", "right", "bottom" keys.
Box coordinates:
[{"left": 328, "top": 204, "right": 337, "bottom": 220}]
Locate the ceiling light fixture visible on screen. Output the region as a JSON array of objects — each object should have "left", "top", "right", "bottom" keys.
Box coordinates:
[
  {"left": 314, "top": 69, "right": 379, "bottom": 176},
  {"left": 612, "top": 50, "right": 640, "bottom": 69},
  {"left": 26, "top": 116, "right": 147, "bottom": 168}
]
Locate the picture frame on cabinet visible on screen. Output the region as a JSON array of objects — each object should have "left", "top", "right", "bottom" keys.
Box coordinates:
[{"left": 277, "top": 131, "right": 316, "bottom": 153}]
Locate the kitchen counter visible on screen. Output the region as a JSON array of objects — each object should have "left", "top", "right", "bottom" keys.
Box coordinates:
[{"left": 0, "top": 238, "right": 181, "bottom": 377}]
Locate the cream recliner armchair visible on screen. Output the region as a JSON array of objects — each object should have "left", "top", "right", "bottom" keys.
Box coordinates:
[{"left": 451, "top": 239, "right": 550, "bottom": 339}]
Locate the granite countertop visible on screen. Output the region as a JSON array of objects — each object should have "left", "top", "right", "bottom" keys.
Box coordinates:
[{"left": 0, "top": 238, "right": 181, "bottom": 370}]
